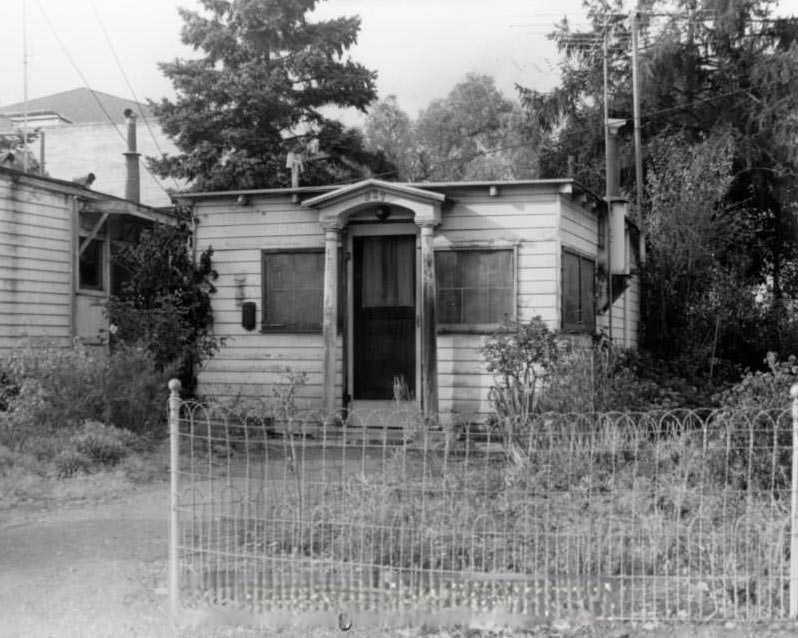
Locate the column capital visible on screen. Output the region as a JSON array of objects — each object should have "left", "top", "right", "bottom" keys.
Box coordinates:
[
  {"left": 321, "top": 222, "right": 342, "bottom": 235},
  {"left": 415, "top": 219, "right": 438, "bottom": 231}
]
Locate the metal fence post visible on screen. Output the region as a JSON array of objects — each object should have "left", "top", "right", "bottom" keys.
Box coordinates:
[
  {"left": 168, "top": 378, "right": 182, "bottom": 623},
  {"left": 791, "top": 383, "right": 798, "bottom": 618}
]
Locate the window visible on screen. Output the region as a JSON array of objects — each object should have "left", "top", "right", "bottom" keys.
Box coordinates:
[
  {"left": 79, "top": 238, "right": 104, "bottom": 290},
  {"left": 261, "top": 249, "right": 324, "bottom": 332},
  {"left": 562, "top": 249, "right": 595, "bottom": 332},
  {"left": 436, "top": 249, "right": 514, "bottom": 328}
]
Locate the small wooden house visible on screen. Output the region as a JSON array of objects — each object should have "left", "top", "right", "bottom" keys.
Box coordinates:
[
  {"left": 185, "top": 178, "right": 640, "bottom": 419},
  {"left": 0, "top": 166, "right": 174, "bottom": 350}
]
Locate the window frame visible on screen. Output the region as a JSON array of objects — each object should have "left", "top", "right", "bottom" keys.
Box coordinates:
[
  {"left": 561, "top": 247, "right": 596, "bottom": 333},
  {"left": 434, "top": 245, "right": 518, "bottom": 334},
  {"left": 261, "top": 248, "right": 325, "bottom": 334},
  {"left": 78, "top": 236, "right": 105, "bottom": 292}
]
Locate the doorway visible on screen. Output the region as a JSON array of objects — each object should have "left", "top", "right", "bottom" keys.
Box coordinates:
[{"left": 352, "top": 235, "right": 416, "bottom": 401}]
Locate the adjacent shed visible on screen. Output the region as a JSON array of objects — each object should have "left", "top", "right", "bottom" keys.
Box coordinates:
[{"left": 0, "top": 166, "right": 174, "bottom": 350}]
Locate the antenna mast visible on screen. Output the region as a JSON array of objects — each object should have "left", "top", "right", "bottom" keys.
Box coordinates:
[{"left": 22, "top": 0, "right": 29, "bottom": 172}]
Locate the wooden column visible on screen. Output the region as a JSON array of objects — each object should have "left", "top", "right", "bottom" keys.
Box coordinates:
[
  {"left": 322, "top": 225, "right": 340, "bottom": 416},
  {"left": 419, "top": 223, "right": 438, "bottom": 419}
]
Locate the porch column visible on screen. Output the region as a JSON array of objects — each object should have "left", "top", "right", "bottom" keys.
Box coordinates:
[
  {"left": 322, "top": 224, "right": 340, "bottom": 416},
  {"left": 418, "top": 222, "right": 439, "bottom": 419}
]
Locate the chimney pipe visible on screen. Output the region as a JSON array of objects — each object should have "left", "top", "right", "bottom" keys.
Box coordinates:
[
  {"left": 605, "top": 118, "right": 625, "bottom": 199},
  {"left": 123, "top": 108, "right": 140, "bottom": 203}
]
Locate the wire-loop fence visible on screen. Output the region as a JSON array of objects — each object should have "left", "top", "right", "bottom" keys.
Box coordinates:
[{"left": 168, "top": 386, "right": 798, "bottom": 629}]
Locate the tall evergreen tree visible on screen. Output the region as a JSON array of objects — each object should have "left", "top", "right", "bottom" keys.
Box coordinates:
[{"left": 149, "top": 0, "right": 392, "bottom": 190}]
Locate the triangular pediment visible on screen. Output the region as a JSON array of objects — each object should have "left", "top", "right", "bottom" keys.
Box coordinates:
[
  {"left": 302, "top": 179, "right": 445, "bottom": 209},
  {"left": 302, "top": 179, "right": 443, "bottom": 228}
]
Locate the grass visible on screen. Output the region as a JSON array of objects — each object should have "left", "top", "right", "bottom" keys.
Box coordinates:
[{"left": 173, "top": 409, "right": 793, "bottom": 625}]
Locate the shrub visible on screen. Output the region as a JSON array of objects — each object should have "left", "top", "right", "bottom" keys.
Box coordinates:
[
  {"left": 105, "top": 343, "right": 174, "bottom": 435},
  {"left": 481, "top": 316, "right": 562, "bottom": 420},
  {"left": 70, "top": 421, "right": 133, "bottom": 465},
  {"left": 707, "top": 352, "right": 798, "bottom": 491},
  {"left": 0, "top": 340, "right": 171, "bottom": 455},
  {"left": 53, "top": 448, "right": 93, "bottom": 479}
]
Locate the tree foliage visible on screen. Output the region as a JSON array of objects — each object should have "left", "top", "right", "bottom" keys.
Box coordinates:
[
  {"left": 149, "top": 0, "right": 392, "bottom": 190},
  {"left": 364, "top": 74, "right": 539, "bottom": 181},
  {"left": 107, "top": 224, "right": 221, "bottom": 394},
  {"left": 518, "top": 0, "right": 798, "bottom": 374}
]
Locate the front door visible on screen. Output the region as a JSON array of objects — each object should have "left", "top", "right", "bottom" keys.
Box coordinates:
[{"left": 353, "top": 235, "right": 416, "bottom": 400}]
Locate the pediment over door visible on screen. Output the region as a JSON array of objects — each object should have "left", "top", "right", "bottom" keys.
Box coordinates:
[{"left": 302, "top": 179, "right": 444, "bottom": 228}]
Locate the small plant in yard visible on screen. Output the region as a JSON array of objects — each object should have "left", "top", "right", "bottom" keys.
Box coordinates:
[{"left": 481, "top": 316, "right": 562, "bottom": 421}]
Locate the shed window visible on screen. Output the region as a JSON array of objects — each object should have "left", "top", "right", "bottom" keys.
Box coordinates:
[
  {"left": 262, "top": 250, "right": 324, "bottom": 332},
  {"left": 436, "top": 249, "right": 514, "bottom": 327},
  {"left": 562, "top": 249, "right": 595, "bottom": 332},
  {"left": 79, "top": 238, "right": 104, "bottom": 290}
]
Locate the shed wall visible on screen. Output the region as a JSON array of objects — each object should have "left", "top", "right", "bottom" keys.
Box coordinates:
[{"left": 0, "top": 175, "right": 73, "bottom": 349}]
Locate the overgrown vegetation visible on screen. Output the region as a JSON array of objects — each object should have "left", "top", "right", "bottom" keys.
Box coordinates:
[
  {"left": 107, "top": 223, "right": 221, "bottom": 395},
  {"left": 518, "top": 0, "right": 798, "bottom": 389},
  {"left": 0, "top": 342, "right": 171, "bottom": 506}
]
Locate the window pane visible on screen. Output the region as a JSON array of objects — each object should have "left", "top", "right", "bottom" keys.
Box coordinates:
[
  {"left": 361, "top": 236, "right": 414, "bottom": 307},
  {"left": 580, "top": 257, "right": 595, "bottom": 331},
  {"left": 263, "top": 251, "right": 323, "bottom": 329},
  {"left": 463, "top": 287, "right": 491, "bottom": 323},
  {"left": 435, "top": 251, "right": 458, "bottom": 288},
  {"left": 438, "top": 288, "right": 461, "bottom": 324},
  {"left": 79, "top": 238, "right": 103, "bottom": 290},
  {"left": 489, "top": 288, "right": 514, "bottom": 323},
  {"left": 436, "top": 249, "right": 513, "bottom": 325},
  {"left": 562, "top": 251, "right": 580, "bottom": 328}
]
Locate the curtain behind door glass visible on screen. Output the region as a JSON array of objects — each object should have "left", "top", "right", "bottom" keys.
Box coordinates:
[{"left": 361, "top": 236, "right": 414, "bottom": 307}]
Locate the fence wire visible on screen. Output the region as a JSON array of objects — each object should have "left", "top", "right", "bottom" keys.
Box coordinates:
[{"left": 170, "top": 399, "right": 794, "bottom": 628}]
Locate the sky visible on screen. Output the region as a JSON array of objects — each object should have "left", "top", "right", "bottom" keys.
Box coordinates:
[
  {"left": 1, "top": 0, "right": 797, "bottom": 125},
  {"left": 0, "top": 0, "right": 598, "bottom": 120}
]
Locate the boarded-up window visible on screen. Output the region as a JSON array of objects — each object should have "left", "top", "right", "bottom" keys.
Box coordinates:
[
  {"left": 562, "top": 249, "right": 595, "bottom": 332},
  {"left": 436, "top": 249, "right": 514, "bottom": 326},
  {"left": 262, "top": 249, "right": 324, "bottom": 332},
  {"left": 79, "top": 238, "right": 103, "bottom": 290}
]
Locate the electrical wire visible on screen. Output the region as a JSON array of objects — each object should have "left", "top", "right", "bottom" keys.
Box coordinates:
[
  {"left": 34, "top": 0, "right": 174, "bottom": 202},
  {"left": 91, "top": 1, "right": 182, "bottom": 193}
]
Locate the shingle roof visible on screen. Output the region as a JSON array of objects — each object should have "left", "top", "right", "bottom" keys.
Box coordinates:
[{"left": 0, "top": 88, "right": 152, "bottom": 124}]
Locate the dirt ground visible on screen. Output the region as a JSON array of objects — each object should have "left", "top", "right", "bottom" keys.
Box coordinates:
[{"left": 3, "top": 481, "right": 798, "bottom": 638}]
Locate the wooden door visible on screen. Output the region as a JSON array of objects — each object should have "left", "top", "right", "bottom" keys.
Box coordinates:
[{"left": 353, "top": 235, "right": 416, "bottom": 400}]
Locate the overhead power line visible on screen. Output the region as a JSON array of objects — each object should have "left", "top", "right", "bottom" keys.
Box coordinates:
[
  {"left": 90, "top": 2, "right": 181, "bottom": 193},
  {"left": 34, "top": 0, "right": 174, "bottom": 201}
]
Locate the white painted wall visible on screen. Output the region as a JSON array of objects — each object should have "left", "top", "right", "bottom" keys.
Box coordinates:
[{"left": 0, "top": 173, "right": 73, "bottom": 349}]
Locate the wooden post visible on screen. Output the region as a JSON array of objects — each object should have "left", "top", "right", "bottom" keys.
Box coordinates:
[
  {"left": 322, "top": 225, "right": 340, "bottom": 417},
  {"left": 168, "top": 378, "right": 181, "bottom": 623},
  {"left": 791, "top": 383, "right": 798, "bottom": 617},
  {"left": 419, "top": 223, "right": 438, "bottom": 420}
]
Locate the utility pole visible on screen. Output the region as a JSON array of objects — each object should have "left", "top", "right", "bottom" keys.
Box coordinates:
[
  {"left": 631, "top": 7, "right": 645, "bottom": 262},
  {"left": 602, "top": 22, "right": 614, "bottom": 344},
  {"left": 22, "top": 0, "right": 29, "bottom": 173}
]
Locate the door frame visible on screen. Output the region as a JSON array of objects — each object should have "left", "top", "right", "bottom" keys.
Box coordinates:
[{"left": 346, "top": 222, "right": 421, "bottom": 409}]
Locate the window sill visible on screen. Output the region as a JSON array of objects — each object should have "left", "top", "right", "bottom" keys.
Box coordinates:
[
  {"left": 260, "top": 326, "right": 322, "bottom": 335},
  {"left": 77, "top": 288, "right": 106, "bottom": 297},
  {"left": 437, "top": 324, "right": 506, "bottom": 335}
]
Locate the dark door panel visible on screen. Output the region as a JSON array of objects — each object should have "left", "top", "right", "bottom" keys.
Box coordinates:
[{"left": 353, "top": 235, "right": 416, "bottom": 400}]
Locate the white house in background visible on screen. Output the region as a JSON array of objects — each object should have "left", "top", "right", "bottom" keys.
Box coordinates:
[
  {"left": 0, "top": 88, "right": 184, "bottom": 207},
  {"left": 183, "top": 178, "right": 640, "bottom": 421},
  {"left": 0, "top": 166, "right": 175, "bottom": 350}
]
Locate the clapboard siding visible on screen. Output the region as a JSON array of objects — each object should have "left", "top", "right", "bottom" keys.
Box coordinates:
[
  {"left": 194, "top": 197, "right": 333, "bottom": 408},
  {"left": 192, "top": 182, "right": 628, "bottom": 417},
  {"left": 559, "top": 195, "right": 598, "bottom": 256},
  {"left": 0, "top": 175, "right": 73, "bottom": 350}
]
